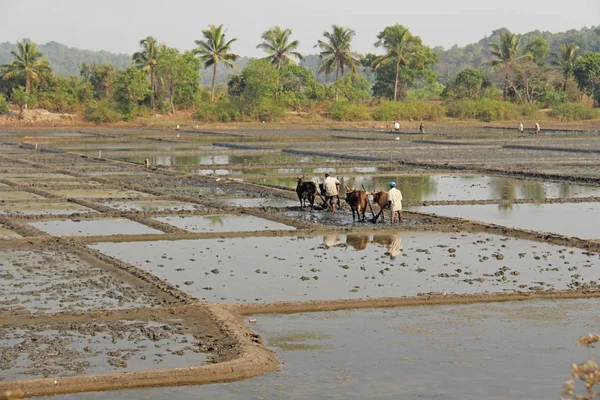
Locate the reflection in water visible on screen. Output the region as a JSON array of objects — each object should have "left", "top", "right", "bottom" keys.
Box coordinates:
[
  {"left": 346, "top": 234, "right": 368, "bottom": 251},
  {"left": 489, "top": 178, "right": 547, "bottom": 200},
  {"left": 343, "top": 234, "right": 403, "bottom": 257},
  {"left": 208, "top": 216, "right": 224, "bottom": 227},
  {"left": 323, "top": 235, "right": 342, "bottom": 248}
]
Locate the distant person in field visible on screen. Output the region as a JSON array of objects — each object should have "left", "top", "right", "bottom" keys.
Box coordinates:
[
  {"left": 387, "top": 182, "right": 403, "bottom": 224},
  {"left": 323, "top": 173, "right": 341, "bottom": 213},
  {"left": 535, "top": 122, "right": 541, "bottom": 137},
  {"left": 393, "top": 121, "right": 400, "bottom": 132},
  {"left": 518, "top": 122, "right": 524, "bottom": 135}
]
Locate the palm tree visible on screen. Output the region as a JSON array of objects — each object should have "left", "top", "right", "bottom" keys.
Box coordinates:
[
  {"left": 194, "top": 24, "right": 239, "bottom": 102},
  {"left": 484, "top": 31, "right": 531, "bottom": 100},
  {"left": 552, "top": 43, "right": 579, "bottom": 91},
  {"left": 2, "top": 40, "right": 51, "bottom": 109},
  {"left": 132, "top": 36, "right": 159, "bottom": 110},
  {"left": 256, "top": 26, "right": 304, "bottom": 69},
  {"left": 314, "top": 25, "right": 362, "bottom": 80},
  {"left": 372, "top": 25, "right": 415, "bottom": 102}
]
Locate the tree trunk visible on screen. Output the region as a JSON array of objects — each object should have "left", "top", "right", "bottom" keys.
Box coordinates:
[
  {"left": 170, "top": 88, "right": 174, "bottom": 114},
  {"left": 503, "top": 66, "right": 509, "bottom": 101},
  {"left": 335, "top": 65, "right": 340, "bottom": 102},
  {"left": 25, "top": 71, "right": 30, "bottom": 110},
  {"left": 563, "top": 72, "right": 568, "bottom": 92},
  {"left": 211, "top": 63, "right": 217, "bottom": 102},
  {"left": 394, "top": 62, "right": 400, "bottom": 102},
  {"left": 150, "top": 69, "right": 157, "bottom": 111}
]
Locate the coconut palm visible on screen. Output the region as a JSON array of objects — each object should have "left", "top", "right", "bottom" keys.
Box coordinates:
[
  {"left": 256, "top": 26, "right": 304, "bottom": 69},
  {"left": 314, "top": 25, "right": 362, "bottom": 80},
  {"left": 552, "top": 43, "right": 580, "bottom": 91},
  {"left": 132, "top": 36, "right": 159, "bottom": 110},
  {"left": 2, "top": 40, "right": 51, "bottom": 109},
  {"left": 372, "top": 24, "right": 416, "bottom": 102},
  {"left": 484, "top": 31, "right": 531, "bottom": 100},
  {"left": 194, "top": 24, "right": 239, "bottom": 102}
]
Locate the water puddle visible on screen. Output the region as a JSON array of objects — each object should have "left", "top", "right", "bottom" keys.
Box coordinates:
[
  {"left": 0, "top": 191, "right": 47, "bottom": 201},
  {"left": 152, "top": 215, "right": 296, "bottom": 233},
  {"left": 248, "top": 174, "right": 600, "bottom": 201},
  {"left": 48, "top": 189, "right": 153, "bottom": 199},
  {"left": 40, "top": 298, "right": 600, "bottom": 400},
  {"left": 91, "top": 232, "right": 599, "bottom": 303},
  {"left": 0, "top": 320, "right": 205, "bottom": 380},
  {"left": 29, "top": 218, "right": 163, "bottom": 237},
  {"left": 0, "top": 249, "right": 161, "bottom": 314},
  {"left": 0, "top": 201, "right": 97, "bottom": 216},
  {"left": 102, "top": 200, "right": 207, "bottom": 212},
  {"left": 120, "top": 152, "right": 324, "bottom": 166},
  {"left": 409, "top": 203, "right": 600, "bottom": 239}
]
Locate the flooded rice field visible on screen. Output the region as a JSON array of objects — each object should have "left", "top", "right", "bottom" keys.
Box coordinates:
[
  {"left": 91, "top": 231, "right": 599, "bottom": 302},
  {"left": 38, "top": 298, "right": 600, "bottom": 400},
  {"left": 409, "top": 203, "right": 600, "bottom": 239},
  {"left": 1, "top": 126, "right": 600, "bottom": 398}
]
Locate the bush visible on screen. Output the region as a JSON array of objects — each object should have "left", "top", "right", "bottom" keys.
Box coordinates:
[
  {"left": 83, "top": 100, "right": 122, "bottom": 124},
  {"left": 445, "top": 99, "right": 525, "bottom": 122},
  {"left": 372, "top": 101, "right": 445, "bottom": 121},
  {"left": 193, "top": 102, "right": 241, "bottom": 123},
  {"left": 326, "top": 101, "right": 370, "bottom": 121},
  {"left": 243, "top": 101, "right": 286, "bottom": 122},
  {"left": 549, "top": 102, "right": 599, "bottom": 121},
  {"left": 0, "top": 94, "right": 8, "bottom": 115}
]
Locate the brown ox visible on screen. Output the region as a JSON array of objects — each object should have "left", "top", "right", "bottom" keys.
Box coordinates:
[
  {"left": 345, "top": 187, "right": 368, "bottom": 222},
  {"left": 296, "top": 175, "right": 317, "bottom": 209},
  {"left": 371, "top": 190, "right": 389, "bottom": 222}
]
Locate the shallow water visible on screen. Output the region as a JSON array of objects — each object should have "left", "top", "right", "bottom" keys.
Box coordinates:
[
  {"left": 248, "top": 174, "right": 600, "bottom": 202},
  {"left": 102, "top": 200, "right": 206, "bottom": 212},
  {"left": 0, "top": 201, "right": 97, "bottom": 216},
  {"left": 48, "top": 189, "right": 153, "bottom": 199},
  {"left": 90, "top": 232, "right": 599, "bottom": 303},
  {"left": 121, "top": 153, "right": 324, "bottom": 166},
  {"left": 409, "top": 203, "right": 600, "bottom": 239},
  {"left": 39, "top": 298, "right": 600, "bottom": 399},
  {"left": 153, "top": 215, "right": 296, "bottom": 233},
  {"left": 29, "top": 218, "right": 163, "bottom": 237},
  {"left": 221, "top": 197, "right": 299, "bottom": 208}
]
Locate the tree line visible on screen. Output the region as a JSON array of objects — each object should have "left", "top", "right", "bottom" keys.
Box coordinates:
[{"left": 0, "top": 24, "right": 599, "bottom": 123}]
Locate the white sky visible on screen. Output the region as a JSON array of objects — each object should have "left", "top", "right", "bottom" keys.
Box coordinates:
[{"left": 2, "top": 0, "right": 599, "bottom": 56}]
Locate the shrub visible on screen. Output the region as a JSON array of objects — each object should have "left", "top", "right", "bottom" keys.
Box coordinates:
[
  {"left": 83, "top": 100, "right": 122, "bottom": 124},
  {"left": 0, "top": 94, "right": 8, "bottom": 115},
  {"left": 445, "top": 99, "right": 524, "bottom": 122},
  {"left": 243, "top": 101, "right": 286, "bottom": 122},
  {"left": 549, "top": 102, "right": 599, "bottom": 121},
  {"left": 193, "top": 102, "right": 241, "bottom": 123},
  {"left": 372, "top": 101, "right": 445, "bottom": 121},
  {"left": 326, "top": 101, "right": 370, "bottom": 121}
]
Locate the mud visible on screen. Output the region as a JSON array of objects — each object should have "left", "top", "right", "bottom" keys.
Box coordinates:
[{"left": 28, "top": 218, "right": 164, "bottom": 237}]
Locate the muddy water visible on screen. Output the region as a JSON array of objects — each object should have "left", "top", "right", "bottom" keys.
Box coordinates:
[
  {"left": 153, "top": 215, "right": 296, "bottom": 233},
  {"left": 0, "top": 320, "right": 205, "bottom": 380},
  {"left": 196, "top": 166, "right": 386, "bottom": 176},
  {"left": 221, "top": 197, "right": 299, "bottom": 208},
  {"left": 40, "top": 298, "right": 600, "bottom": 400},
  {"left": 410, "top": 203, "right": 600, "bottom": 239},
  {"left": 248, "top": 174, "right": 600, "bottom": 201},
  {"left": 0, "top": 249, "right": 162, "bottom": 314},
  {"left": 121, "top": 153, "right": 325, "bottom": 166},
  {"left": 29, "top": 218, "right": 163, "bottom": 237},
  {"left": 48, "top": 189, "right": 153, "bottom": 199},
  {"left": 0, "top": 201, "right": 97, "bottom": 216},
  {"left": 91, "top": 232, "right": 599, "bottom": 303},
  {"left": 102, "top": 200, "right": 207, "bottom": 212}
]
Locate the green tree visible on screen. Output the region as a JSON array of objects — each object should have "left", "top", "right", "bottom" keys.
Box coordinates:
[
  {"left": 0, "top": 94, "right": 8, "bottom": 115},
  {"left": 524, "top": 36, "right": 550, "bottom": 66},
  {"left": 194, "top": 24, "right": 239, "bottom": 102},
  {"left": 278, "top": 64, "right": 324, "bottom": 113},
  {"left": 314, "top": 25, "right": 362, "bottom": 80},
  {"left": 484, "top": 31, "right": 531, "bottom": 100},
  {"left": 1, "top": 40, "right": 52, "bottom": 109},
  {"left": 442, "top": 68, "right": 489, "bottom": 100},
  {"left": 132, "top": 36, "right": 159, "bottom": 110},
  {"left": 157, "top": 47, "right": 201, "bottom": 113},
  {"left": 240, "top": 58, "right": 279, "bottom": 103},
  {"left": 112, "top": 67, "right": 151, "bottom": 119},
  {"left": 573, "top": 52, "right": 600, "bottom": 106},
  {"left": 372, "top": 24, "right": 417, "bottom": 101},
  {"left": 257, "top": 26, "right": 304, "bottom": 69},
  {"left": 552, "top": 43, "right": 580, "bottom": 91},
  {"left": 80, "top": 63, "right": 116, "bottom": 99},
  {"left": 10, "top": 86, "right": 28, "bottom": 118}
]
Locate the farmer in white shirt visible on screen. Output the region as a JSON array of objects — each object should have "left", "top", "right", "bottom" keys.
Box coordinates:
[{"left": 387, "top": 181, "right": 403, "bottom": 224}]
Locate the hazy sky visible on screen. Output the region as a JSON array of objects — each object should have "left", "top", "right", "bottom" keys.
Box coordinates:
[{"left": 2, "top": 0, "right": 599, "bottom": 56}]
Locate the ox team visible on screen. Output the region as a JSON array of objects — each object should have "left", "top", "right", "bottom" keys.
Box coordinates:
[{"left": 296, "top": 174, "right": 403, "bottom": 224}]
